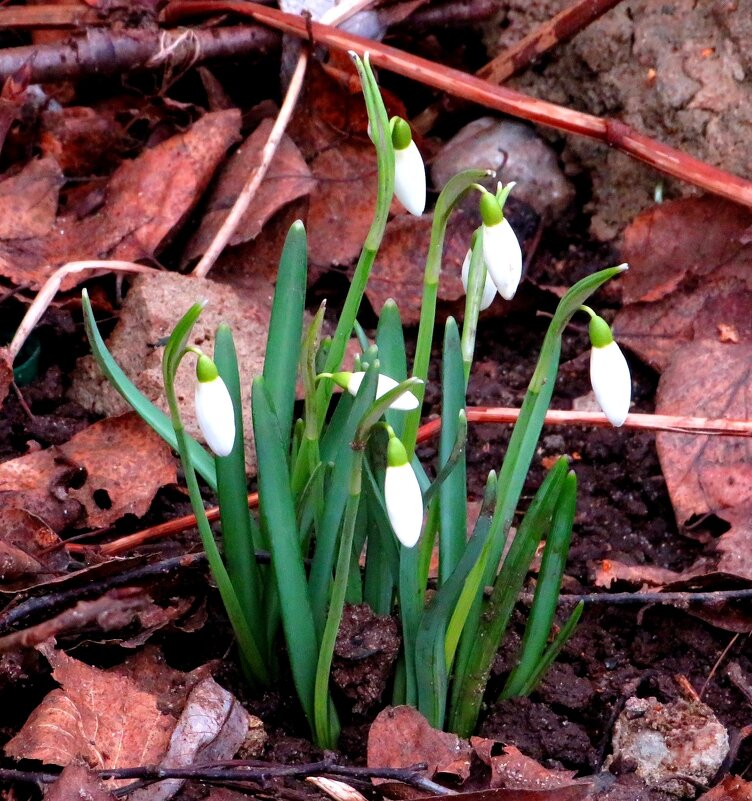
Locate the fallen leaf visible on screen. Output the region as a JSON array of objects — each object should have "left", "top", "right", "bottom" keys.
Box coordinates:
[
  {"left": 473, "top": 743, "right": 590, "bottom": 797},
  {"left": 308, "top": 141, "right": 378, "bottom": 268},
  {"left": 0, "top": 345, "right": 12, "bottom": 405},
  {"left": 45, "top": 763, "right": 116, "bottom": 801},
  {"left": 6, "top": 644, "right": 174, "bottom": 772},
  {"left": 697, "top": 775, "right": 752, "bottom": 801},
  {"left": 367, "top": 706, "right": 473, "bottom": 785},
  {"left": 129, "top": 677, "right": 255, "bottom": 801},
  {"left": 708, "top": 505, "right": 752, "bottom": 581},
  {"left": 614, "top": 197, "right": 752, "bottom": 371},
  {"left": 0, "top": 508, "right": 71, "bottom": 587},
  {"left": 0, "top": 110, "right": 241, "bottom": 291},
  {"left": 365, "top": 208, "right": 475, "bottom": 325},
  {"left": 655, "top": 340, "right": 752, "bottom": 524},
  {"left": 0, "top": 158, "right": 63, "bottom": 239},
  {"left": 0, "top": 412, "right": 177, "bottom": 531},
  {"left": 181, "top": 118, "right": 314, "bottom": 266}
]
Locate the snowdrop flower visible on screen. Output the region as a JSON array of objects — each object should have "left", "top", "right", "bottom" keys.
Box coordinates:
[
  {"left": 479, "top": 191, "right": 522, "bottom": 301},
  {"left": 461, "top": 246, "right": 497, "bottom": 311},
  {"left": 391, "top": 117, "right": 426, "bottom": 217},
  {"left": 326, "top": 371, "right": 421, "bottom": 411},
  {"left": 589, "top": 315, "right": 631, "bottom": 427},
  {"left": 195, "top": 354, "right": 235, "bottom": 457},
  {"left": 384, "top": 434, "right": 423, "bottom": 547}
]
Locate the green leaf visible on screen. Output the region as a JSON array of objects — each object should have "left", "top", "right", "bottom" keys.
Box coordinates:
[
  {"left": 264, "top": 220, "right": 308, "bottom": 443},
  {"left": 376, "top": 299, "right": 408, "bottom": 438},
  {"left": 81, "top": 289, "right": 216, "bottom": 490}
]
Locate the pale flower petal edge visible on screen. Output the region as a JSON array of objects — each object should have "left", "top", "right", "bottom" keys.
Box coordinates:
[
  {"left": 384, "top": 461, "right": 423, "bottom": 547},
  {"left": 590, "top": 340, "right": 631, "bottom": 427},
  {"left": 461, "top": 249, "right": 497, "bottom": 311},
  {"left": 195, "top": 378, "right": 236, "bottom": 456},
  {"left": 393, "top": 140, "right": 426, "bottom": 216}
]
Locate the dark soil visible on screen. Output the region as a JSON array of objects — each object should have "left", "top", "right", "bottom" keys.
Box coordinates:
[{"left": 1, "top": 224, "right": 751, "bottom": 801}]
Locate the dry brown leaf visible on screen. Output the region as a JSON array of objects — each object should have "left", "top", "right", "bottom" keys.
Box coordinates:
[
  {"left": 367, "top": 706, "right": 473, "bottom": 785},
  {"left": 655, "top": 340, "right": 752, "bottom": 524},
  {"left": 0, "top": 508, "right": 71, "bottom": 587},
  {"left": 0, "top": 110, "right": 241, "bottom": 291},
  {"left": 45, "top": 763, "right": 116, "bottom": 801},
  {"left": 614, "top": 197, "right": 752, "bottom": 371},
  {"left": 181, "top": 118, "right": 314, "bottom": 266},
  {"left": 697, "top": 775, "right": 752, "bottom": 801},
  {"left": 0, "top": 412, "right": 177, "bottom": 531},
  {"left": 6, "top": 644, "right": 174, "bottom": 771},
  {"left": 0, "top": 345, "right": 12, "bottom": 406},
  {"left": 129, "top": 677, "right": 254, "bottom": 801},
  {"left": 473, "top": 743, "right": 590, "bottom": 797},
  {"left": 308, "top": 141, "right": 378, "bottom": 268},
  {"left": 365, "top": 208, "right": 475, "bottom": 325},
  {"left": 0, "top": 158, "right": 63, "bottom": 239}
]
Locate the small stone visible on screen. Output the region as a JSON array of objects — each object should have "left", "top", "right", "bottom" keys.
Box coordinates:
[
  {"left": 606, "top": 695, "right": 729, "bottom": 798},
  {"left": 430, "top": 118, "right": 575, "bottom": 220}
]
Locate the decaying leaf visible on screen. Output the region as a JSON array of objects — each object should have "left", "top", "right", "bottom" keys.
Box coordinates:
[
  {"left": 655, "top": 340, "right": 752, "bottom": 524},
  {"left": 592, "top": 559, "right": 681, "bottom": 590},
  {"left": 0, "top": 508, "right": 71, "bottom": 587},
  {"left": 44, "top": 763, "right": 116, "bottom": 801},
  {"left": 0, "top": 412, "right": 177, "bottom": 531},
  {"left": 0, "top": 157, "right": 63, "bottom": 239},
  {"left": 308, "top": 141, "right": 378, "bottom": 268},
  {"left": 0, "top": 110, "right": 241, "bottom": 291},
  {"left": 697, "top": 775, "right": 752, "bottom": 801},
  {"left": 129, "top": 677, "right": 257, "bottom": 801},
  {"left": 6, "top": 644, "right": 174, "bottom": 771},
  {"left": 366, "top": 208, "right": 475, "bottom": 325},
  {"left": 182, "top": 117, "right": 315, "bottom": 266},
  {"left": 614, "top": 197, "right": 752, "bottom": 371},
  {"left": 367, "top": 705, "right": 473, "bottom": 785}
]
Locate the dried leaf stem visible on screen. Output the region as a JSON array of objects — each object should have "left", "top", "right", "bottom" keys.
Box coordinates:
[{"left": 164, "top": 1, "right": 752, "bottom": 209}]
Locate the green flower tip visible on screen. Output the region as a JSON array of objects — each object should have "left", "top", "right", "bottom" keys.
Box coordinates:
[
  {"left": 391, "top": 117, "right": 412, "bottom": 151},
  {"left": 479, "top": 192, "right": 503, "bottom": 227},
  {"left": 589, "top": 315, "right": 614, "bottom": 348},
  {"left": 330, "top": 371, "right": 353, "bottom": 390},
  {"left": 386, "top": 435, "right": 409, "bottom": 468},
  {"left": 196, "top": 354, "right": 219, "bottom": 383}
]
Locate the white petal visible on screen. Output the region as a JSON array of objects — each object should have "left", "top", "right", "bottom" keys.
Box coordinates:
[
  {"left": 590, "top": 341, "right": 631, "bottom": 427},
  {"left": 384, "top": 462, "right": 423, "bottom": 547},
  {"left": 482, "top": 218, "right": 522, "bottom": 301},
  {"left": 393, "top": 140, "right": 426, "bottom": 216},
  {"left": 195, "top": 377, "right": 236, "bottom": 456},
  {"left": 346, "top": 372, "right": 420, "bottom": 410},
  {"left": 461, "top": 248, "right": 497, "bottom": 311}
]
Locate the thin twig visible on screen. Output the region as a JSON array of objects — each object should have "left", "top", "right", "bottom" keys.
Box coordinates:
[
  {"left": 414, "top": 0, "right": 623, "bottom": 132},
  {"left": 163, "top": 1, "right": 752, "bottom": 209},
  {"left": 0, "top": 5, "right": 102, "bottom": 29},
  {"left": 192, "top": 0, "right": 376, "bottom": 277},
  {"left": 8, "top": 260, "right": 156, "bottom": 362}
]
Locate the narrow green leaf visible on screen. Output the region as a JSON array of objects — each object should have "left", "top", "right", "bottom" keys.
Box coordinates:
[
  {"left": 376, "top": 299, "right": 408, "bottom": 438},
  {"left": 438, "top": 318, "right": 467, "bottom": 585},
  {"left": 264, "top": 220, "right": 308, "bottom": 442},
  {"left": 503, "top": 470, "right": 577, "bottom": 698},
  {"left": 81, "top": 289, "right": 216, "bottom": 490},
  {"left": 252, "top": 375, "right": 319, "bottom": 731}
]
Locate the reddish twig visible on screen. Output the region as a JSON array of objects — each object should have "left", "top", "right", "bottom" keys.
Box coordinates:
[
  {"left": 163, "top": 1, "right": 752, "bottom": 210},
  {"left": 414, "top": 0, "right": 622, "bottom": 132},
  {"left": 0, "top": 26, "right": 279, "bottom": 84},
  {"left": 0, "top": 5, "right": 103, "bottom": 29},
  {"left": 69, "top": 406, "right": 752, "bottom": 558}
]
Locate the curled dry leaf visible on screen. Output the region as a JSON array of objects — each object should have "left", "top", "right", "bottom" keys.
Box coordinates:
[
  {"left": 181, "top": 117, "right": 315, "bottom": 266},
  {"left": 45, "top": 763, "right": 117, "bottom": 801},
  {"left": 655, "top": 340, "right": 752, "bottom": 524},
  {"left": 0, "top": 412, "right": 177, "bottom": 531}
]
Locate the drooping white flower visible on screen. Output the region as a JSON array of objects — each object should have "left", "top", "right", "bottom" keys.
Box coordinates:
[
  {"left": 461, "top": 247, "right": 497, "bottom": 310},
  {"left": 195, "top": 354, "right": 236, "bottom": 457},
  {"left": 330, "top": 371, "right": 420, "bottom": 411},
  {"left": 384, "top": 435, "right": 423, "bottom": 547},
  {"left": 589, "top": 316, "right": 631, "bottom": 427},
  {"left": 479, "top": 192, "right": 522, "bottom": 301},
  {"left": 392, "top": 117, "right": 426, "bottom": 217}
]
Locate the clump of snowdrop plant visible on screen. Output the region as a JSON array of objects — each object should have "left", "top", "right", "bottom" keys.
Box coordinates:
[{"left": 83, "top": 54, "right": 630, "bottom": 747}]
